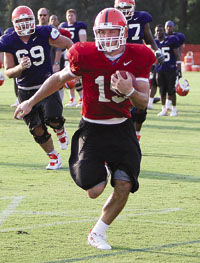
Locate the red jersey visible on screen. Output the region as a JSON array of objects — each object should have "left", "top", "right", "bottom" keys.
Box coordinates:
[{"left": 68, "top": 42, "right": 155, "bottom": 120}]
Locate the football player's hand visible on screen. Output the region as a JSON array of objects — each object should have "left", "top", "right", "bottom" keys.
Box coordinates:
[
  {"left": 155, "top": 49, "right": 165, "bottom": 64},
  {"left": 176, "top": 69, "right": 182, "bottom": 79},
  {"left": 20, "top": 56, "right": 31, "bottom": 70},
  {"left": 111, "top": 71, "right": 133, "bottom": 96},
  {"left": 14, "top": 100, "right": 32, "bottom": 119}
]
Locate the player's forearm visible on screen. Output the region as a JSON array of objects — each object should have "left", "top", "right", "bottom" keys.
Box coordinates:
[
  {"left": 129, "top": 90, "right": 149, "bottom": 110},
  {"left": 5, "top": 64, "right": 24, "bottom": 78},
  {"left": 28, "top": 72, "right": 64, "bottom": 106}
]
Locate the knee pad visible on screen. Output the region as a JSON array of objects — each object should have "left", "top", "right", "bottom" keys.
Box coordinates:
[
  {"left": 45, "top": 116, "right": 65, "bottom": 130},
  {"left": 134, "top": 109, "right": 147, "bottom": 124},
  {"left": 30, "top": 125, "right": 51, "bottom": 144},
  {"left": 75, "top": 80, "right": 82, "bottom": 92},
  {"left": 131, "top": 108, "right": 147, "bottom": 124}
]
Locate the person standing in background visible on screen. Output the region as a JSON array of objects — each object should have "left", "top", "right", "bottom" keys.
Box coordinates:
[
  {"left": 164, "top": 20, "right": 185, "bottom": 110},
  {"left": 154, "top": 24, "right": 180, "bottom": 117},
  {"left": 37, "top": 8, "right": 49, "bottom": 26},
  {"left": 59, "top": 9, "right": 87, "bottom": 107}
]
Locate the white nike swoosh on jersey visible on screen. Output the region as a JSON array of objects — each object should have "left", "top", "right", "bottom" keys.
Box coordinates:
[
  {"left": 134, "top": 18, "right": 138, "bottom": 20},
  {"left": 32, "top": 37, "right": 37, "bottom": 41},
  {"left": 123, "top": 61, "right": 132, "bottom": 66}
]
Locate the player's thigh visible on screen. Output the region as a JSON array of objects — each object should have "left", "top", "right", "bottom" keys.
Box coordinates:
[{"left": 43, "top": 91, "right": 63, "bottom": 118}]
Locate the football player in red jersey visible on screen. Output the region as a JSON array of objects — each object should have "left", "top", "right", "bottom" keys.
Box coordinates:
[{"left": 15, "top": 8, "right": 155, "bottom": 250}]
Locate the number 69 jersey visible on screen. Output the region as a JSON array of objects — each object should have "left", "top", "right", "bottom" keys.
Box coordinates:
[
  {"left": 68, "top": 42, "right": 155, "bottom": 120},
  {"left": 0, "top": 25, "right": 60, "bottom": 87}
]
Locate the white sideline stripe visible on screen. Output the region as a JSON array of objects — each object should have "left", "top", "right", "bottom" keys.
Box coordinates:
[
  {"left": 0, "top": 207, "right": 181, "bottom": 216},
  {"left": 1, "top": 207, "right": 199, "bottom": 233},
  {"left": 0, "top": 196, "right": 24, "bottom": 227}
]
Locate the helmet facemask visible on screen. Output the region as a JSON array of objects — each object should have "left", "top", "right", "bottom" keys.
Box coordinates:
[
  {"left": 115, "top": 3, "right": 135, "bottom": 20},
  {"left": 13, "top": 15, "right": 35, "bottom": 36},
  {"left": 94, "top": 25, "right": 126, "bottom": 53}
]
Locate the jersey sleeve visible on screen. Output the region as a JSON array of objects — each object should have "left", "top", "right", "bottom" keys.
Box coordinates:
[
  {"left": 59, "top": 28, "right": 71, "bottom": 39},
  {"left": 177, "top": 33, "right": 186, "bottom": 45},
  {"left": 137, "top": 46, "right": 156, "bottom": 78},
  {"left": 67, "top": 43, "right": 85, "bottom": 76},
  {"left": 0, "top": 34, "right": 12, "bottom": 52},
  {"left": 141, "top": 11, "right": 152, "bottom": 24},
  {"left": 78, "top": 21, "right": 87, "bottom": 30}
]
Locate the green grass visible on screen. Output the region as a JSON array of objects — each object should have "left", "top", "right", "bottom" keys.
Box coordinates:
[{"left": 0, "top": 72, "right": 200, "bottom": 263}]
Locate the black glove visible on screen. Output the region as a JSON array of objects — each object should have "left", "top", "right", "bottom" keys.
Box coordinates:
[
  {"left": 155, "top": 49, "right": 165, "bottom": 64},
  {"left": 176, "top": 69, "right": 182, "bottom": 79}
]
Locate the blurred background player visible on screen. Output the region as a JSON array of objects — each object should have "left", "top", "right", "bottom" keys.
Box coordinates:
[
  {"left": 49, "top": 14, "right": 72, "bottom": 102},
  {"left": 59, "top": 9, "right": 87, "bottom": 107},
  {"left": 154, "top": 24, "right": 180, "bottom": 116},
  {"left": 148, "top": 20, "right": 185, "bottom": 111},
  {"left": 0, "top": 5, "right": 73, "bottom": 169},
  {"left": 114, "top": 0, "right": 164, "bottom": 140},
  {"left": 37, "top": 7, "right": 49, "bottom": 26},
  {"left": 165, "top": 20, "right": 185, "bottom": 110}
]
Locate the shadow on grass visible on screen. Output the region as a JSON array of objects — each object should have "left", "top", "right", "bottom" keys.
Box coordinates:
[
  {"left": 43, "top": 239, "right": 200, "bottom": 263},
  {"left": 0, "top": 161, "right": 69, "bottom": 171},
  {"left": 141, "top": 170, "right": 200, "bottom": 182}
]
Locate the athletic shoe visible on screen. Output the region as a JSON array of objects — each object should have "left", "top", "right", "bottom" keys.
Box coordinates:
[
  {"left": 46, "top": 153, "right": 62, "bottom": 170},
  {"left": 147, "top": 103, "right": 153, "bottom": 110},
  {"left": 10, "top": 98, "right": 19, "bottom": 108},
  {"left": 157, "top": 109, "right": 168, "bottom": 116},
  {"left": 65, "top": 97, "right": 77, "bottom": 107},
  {"left": 76, "top": 98, "right": 83, "bottom": 107},
  {"left": 170, "top": 109, "right": 178, "bottom": 117},
  {"left": 136, "top": 134, "right": 141, "bottom": 141},
  {"left": 88, "top": 230, "right": 112, "bottom": 250},
  {"left": 54, "top": 126, "right": 69, "bottom": 150},
  {"left": 153, "top": 97, "right": 160, "bottom": 103}
]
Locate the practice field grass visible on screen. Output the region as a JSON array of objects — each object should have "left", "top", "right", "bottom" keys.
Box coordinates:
[{"left": 0, "top": 72, "right": 200, "bottom": 263}]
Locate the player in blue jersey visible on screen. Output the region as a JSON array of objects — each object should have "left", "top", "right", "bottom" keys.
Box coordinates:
[
  {"left": 114, "top": 0, "right": 165, "bottom": 140},
  {"left": 59, "top": 9, "right": 87, "bottom": 107},
  {"left": 0, "top": 5, "right": 73, "bottom": 169},
  {"left": 154, "top": 25, "right": 180, "bottom": 116},
  {"left": 165, "top": 20, "right": 185, "bottom": 110}
]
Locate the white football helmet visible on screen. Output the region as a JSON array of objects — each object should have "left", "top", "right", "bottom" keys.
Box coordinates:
[
  {"left": 114, "top": 0, "right": 136, "bottom": 20},
  {"left": 12, "top": 6, "right": 35, "bottom": 36},
  {"left": 176, "top": 78, "right": 190, "bottom": 96},
  {"left": 93, "top": 8, "right": 128, "bottom": 53}
]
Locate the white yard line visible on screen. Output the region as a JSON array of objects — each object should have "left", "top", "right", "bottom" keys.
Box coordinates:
[
  {"left": 0, "top": 196, "right": 24, "bottom": 227},
  {"left": 0, "top": 206, "right": 199, "bottom": 233}
]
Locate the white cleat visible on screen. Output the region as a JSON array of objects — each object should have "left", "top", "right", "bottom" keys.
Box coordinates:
[
  {"left": 88, "top": 231, "right": 112, "bottom": 250},
  {"left": 147, "top": 103, "right": 153, "bottom": 110},
  {"left": 10, "top": 98, "right": 19, "bottom": 108},
  {"left": 54, "top": 126, "right": 69, "bottom": 150},
  {"left": 157, "top": 109, "right": 168, "bottom": 116},
  {"left": 65, "top": 98, "right": 77, "bottom": 107},
  {"left": 76, "top": 98, "right": 83, "bottom": 107},
  {"left": 46, "top": 153, "right": 62, "bottom": 170},
  {"left": 170, "top": 110, "right": 178, "bottom": 117}
]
